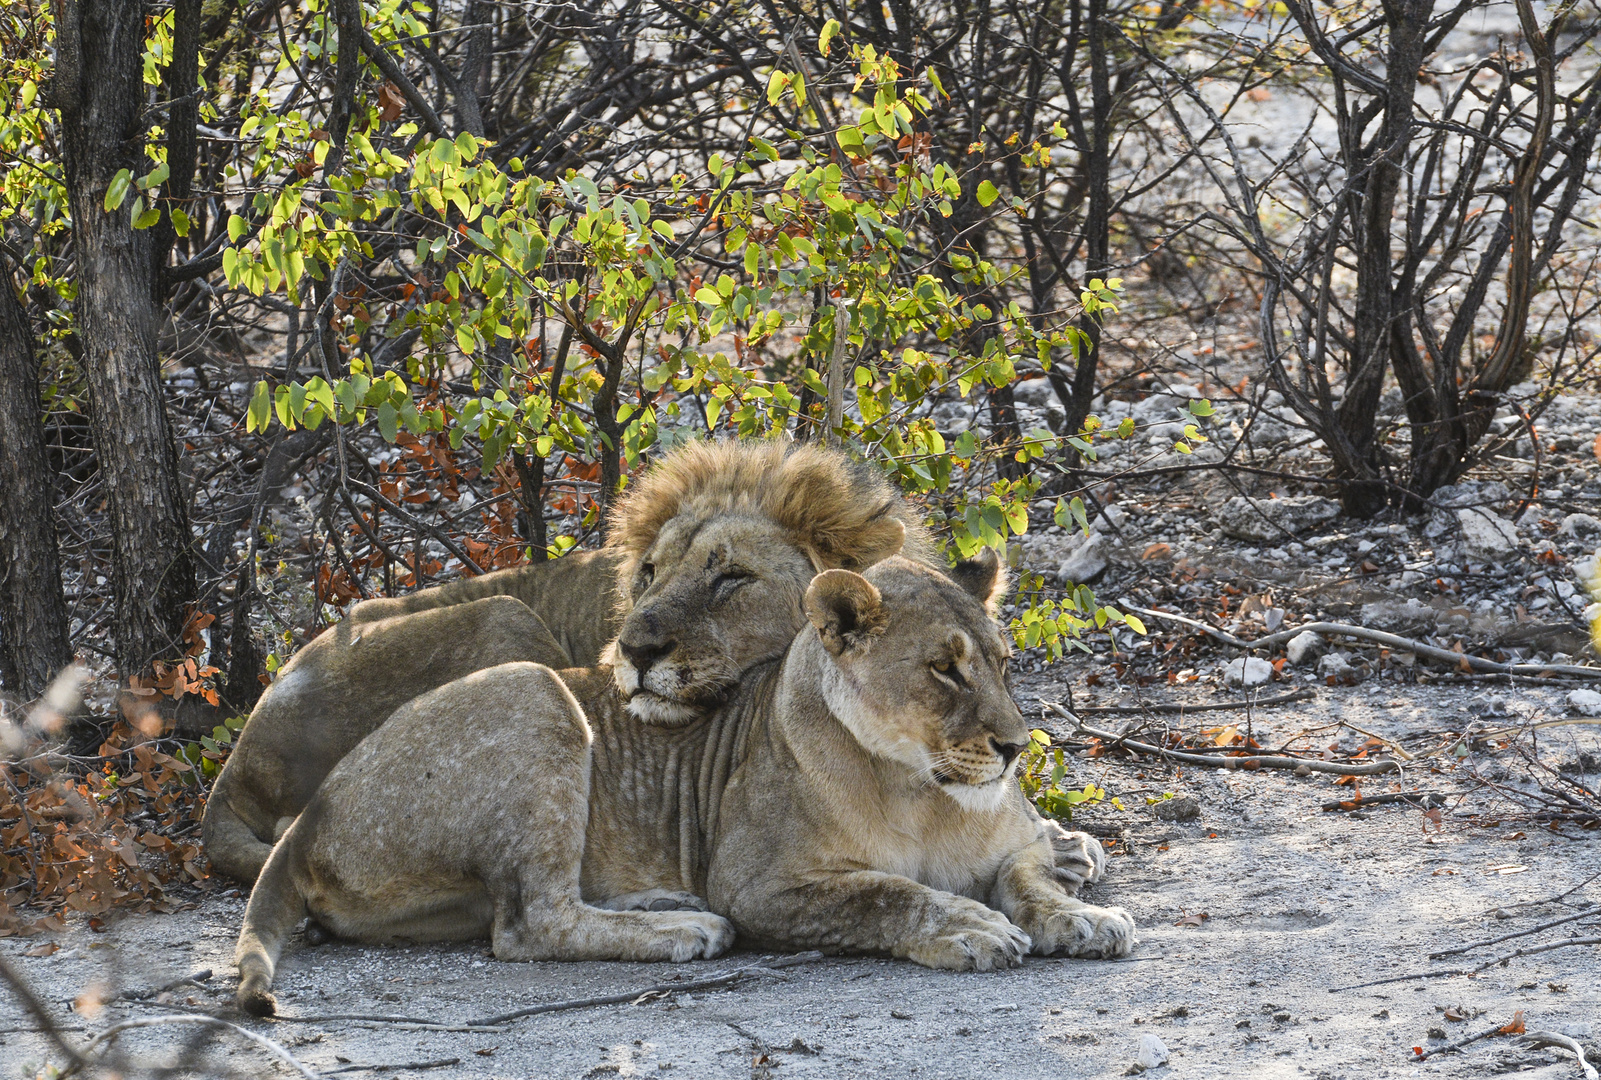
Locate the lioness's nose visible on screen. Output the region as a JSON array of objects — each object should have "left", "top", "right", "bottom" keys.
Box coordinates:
[
  {"left": 620, "top": 637, "right": 675, "bottom": 675},
  {"left": 990, "top": 737, "right": 1026, "bottom": 766}
]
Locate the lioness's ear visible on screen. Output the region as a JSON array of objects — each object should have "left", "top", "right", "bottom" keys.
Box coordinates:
[
  {"left": 950, "top": 547, "right": 1007, "bottom": 613},
  {"left": 804, "top": 569, "right": 886, "bottom": 656}
]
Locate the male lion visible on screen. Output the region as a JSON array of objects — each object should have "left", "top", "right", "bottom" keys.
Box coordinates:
[
  {"left": 203, "top": 440, "right": 927, "bottom": 883},
  {"left": 234, "top": 549, "right": 1131, "bottom": 1014}
]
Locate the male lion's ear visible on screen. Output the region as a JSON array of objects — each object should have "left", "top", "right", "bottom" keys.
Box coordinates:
[
  {"left": 804, "top": 569, "right": 886, "bottom": 656},
  {"left": 950, "top": 547, "right": 1007, "bottom": 613}
]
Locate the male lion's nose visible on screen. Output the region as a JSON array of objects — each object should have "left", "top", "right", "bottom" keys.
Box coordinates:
[
  {"left": 990, "top": 737, "right": 1026, "bottom": 766},
  {"left": 619, "top": 637, "right": 675, "bottom": 676}
]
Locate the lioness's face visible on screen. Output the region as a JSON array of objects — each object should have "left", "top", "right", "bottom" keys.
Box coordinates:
[
  {"left": 610, "top": 514, "right": 821, "bottom": 725},
  {"left": 806, "top": 555, "right": 1030, "bottom": 812}
]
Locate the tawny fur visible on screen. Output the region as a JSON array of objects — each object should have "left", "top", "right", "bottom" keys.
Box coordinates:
[
  {"left": 204, "top": 438, "right": 929, "bottom": 883},
  {"left": 233, "top": 554, "right": 1128, "bottom": 1011}
]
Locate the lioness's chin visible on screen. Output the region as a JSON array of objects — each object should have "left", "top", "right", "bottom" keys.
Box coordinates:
[
  {"left": 624, "top": 693, "right": 703, "bottom": 727},
  {"left": 939, "top": 778, "right": 1012, "bottom": 813}
]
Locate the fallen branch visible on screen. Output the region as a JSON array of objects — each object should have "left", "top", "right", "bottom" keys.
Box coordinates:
[
  {"left": 328, "top": 1057, "right": 462, "bottom": 1075},
  {"left": 1414, "top": 1015, "right": 1522, "bottom": 1060},
  {"left": 1320, "top": 791, "right": 1446, "bottom": 812},
  {"left": 1430, "top": 905, "right": 1600, "bottom": 959},
  {"left": 269, "top": 1010, "right": 505, "bottom": 1033},
  {"left": 468, "top": 951, "right": 827, "bottom": 1027},
  {"left": 1042, "top": 703, "right": 1402, "bottom": 776},
  {"left": 68, "top": 1015, "right": 318, "bottom": 1079},
  {"left": 1331, "top": 936, "right": 1601, "bottom": 992},
  {"left": 1475, "top": 717, "right": 1601, "bottom": 741},
  {"left": 115, "top": 969, "right": 212, "bottom": 1002},
  {"left": 1122, "top": 604, "right": 1601, "bottom": 680},
  {"left": 1521, "top": 1031, "right": 1599, "bottom": 1080},
  {"left": 1073, "top": 690, "right": 1314, "bottom": 715}
]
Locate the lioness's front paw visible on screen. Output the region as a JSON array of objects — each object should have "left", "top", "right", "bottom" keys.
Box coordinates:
[
  {"left": 598, "top": 889, "right": 711, "bottom": 913},
  {"left": 1028, "top": 901, "right": 1136, "bottom": 960},
  {"left": 907, "top": 906, "right": 1031, "bottom": 972},
  {"left": 1044, "top": 822, "right": 1106, "bottom": 893},
  {"left": 650, "top": 911, "right": 736, "bottom": 962}
]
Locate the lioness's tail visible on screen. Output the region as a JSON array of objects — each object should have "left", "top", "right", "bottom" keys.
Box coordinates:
[
  {"left": 202, "top": 782, "right": 275, "bottom": 884},
  {"left": 234, "top": 824, "right": 306, "bottom": 1017}
]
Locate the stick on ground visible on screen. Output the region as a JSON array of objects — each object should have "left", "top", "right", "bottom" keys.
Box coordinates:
[
  {"left": 467, "top": 952, "right": 827, "bottom": 1027},
  {"left": 1072, "top": 690, "right": 1314, "bottom": 715},
  {"left": 1043, "top": 703, "right": 1403, "bottom": 777},
  {"left": 1521, "top": 1031, "right": 1599, "bottom": 1080},
  {"left": 1430, "top": 905, "right": 1599, "bottom": 959},
  {"left": 1122, "top": 604, "right": 1601, "bottom": 680}
]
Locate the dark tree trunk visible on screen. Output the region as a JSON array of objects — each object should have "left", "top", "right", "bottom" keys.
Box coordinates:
[
  {"left": 58, "top": 0, "right": 197, "bottom": 681},
  {"left": 0, "top": 266, "right": 73, "bottom": 699},
  {"left": 1331, "top": 0, "right": 1429, "bottom": 517}
]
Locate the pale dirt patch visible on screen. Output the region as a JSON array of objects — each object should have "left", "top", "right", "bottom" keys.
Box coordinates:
[{"left": 4, "top": 683, "right": 1599, "bottom": 1079}]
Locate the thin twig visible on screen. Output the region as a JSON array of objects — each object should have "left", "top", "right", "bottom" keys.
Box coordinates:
[
  {"left": 0, "top": 953, "right": 88, "bottom": 1070},
  {"left": 467, "top": 951, "right": 827, "bottom": 1027},
  {"left": 1320, "top": 791, "right": 1446, "bottom": 812},
  {"left": 69, "top": 1015, "right": 318, "bottom": 1079},
  {"left": 1123, "top": 604, "right": 1601, "bottom": 680},
  {"left": 326, "top": 1057, "right": 462, "bottom": 1075},
  {"left": 1332, "top": 936, "right": 1601, "bottom": 992},
  {"left": 1073, "top": 689, "right": 1314, "bottom": 714},
  {"left": 1431, "top": 906, "right": 1600, "bottom": 959},
  {"left": 1414, "top": 1017, "right": 1520, "bottom": 1060},
  {"left": 114, "top": 969, "right": 213, "bottom": 1002},
  {"left": 1044, "top": 703, "right": 1402, "bottom": 776}
]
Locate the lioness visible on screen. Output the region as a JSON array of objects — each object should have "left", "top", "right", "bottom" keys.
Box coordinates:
[
  {"left": 203, "top": 440, "right": 929, "bottom": 883},
  {"left": 234, "top": 550, "right": 1132, "bottom": 1014}
]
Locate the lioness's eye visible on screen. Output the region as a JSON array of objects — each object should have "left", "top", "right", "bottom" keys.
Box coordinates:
[{"left": 932, "top": 660, "right": 952, "bottom": 673}]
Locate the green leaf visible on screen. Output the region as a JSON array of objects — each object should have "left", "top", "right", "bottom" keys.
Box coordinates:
[
  {"left": 377, "top": 400, "right": 399, "bottom": 443},
  {"left": 104, "top": 169, "right": 132, "bottom": 212},
  {"left": 132, "top": 201, "right": 161, "bottom": 230},
  {"left": 1124, "top": 614, "right": 1146, "bottom": 635},
  {"left": 228, "top": 214, "right": 248, "bottom": 243},
  {"left": 694, "top": 286, "right": 722, "bottom": 306},
  {"left": 171, "top": 208, "right": 191, "bottom": 237},
  {"left": 246, "top": 380, "right": 272, "bottom": 433},
  {"left": 1188, "top": 398, "right": 1216, "bottom": 418},
  {"left": 818, "top": 18, "right": 842, "bottom": 56},
  {"left": 766, "top": 70, "right": 789, "bottom": 107},
  {"left": 975, "top": 180, "right": 999, "bottom": 207}
]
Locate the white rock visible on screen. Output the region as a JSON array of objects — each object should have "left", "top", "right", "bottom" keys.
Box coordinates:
[
  {"left": 1317, "top": 652, "right": 1356, "bottom": 681},
  {"left": 1286, "top": 631, "right": 1326, "bottom": 666},
  {"left": 1135, "top": 1033, "right": 1170, "bottom": 1071},
  {"left": 1223, "top": 657, "right": 1274, "bottom": 687},
  {"left": 1456, "top": 507, "right": 1520, "bottom": 560},
  {"left": 1566, "top": 689, "right": 1601, "bottom": 715},
  {"left": 1359, "top": 598, "right": 1434, "bottom": 633},
  {"left": 1217, "top": 495, "right": 1340, "bottom": 542},
  {"left": 1057, "top": 531, "right": 1109, "bottom": 585},
  {"left": 1011, "top": 377, "right": 1057, "bottom": 407},
  {"left": 1560, "top": 513, "right": 1601, "bottom": 537}
]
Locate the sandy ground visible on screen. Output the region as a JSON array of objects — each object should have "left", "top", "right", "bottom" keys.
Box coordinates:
[{"left": 4, "top": 680, "right": 1599, "bottom": 1080}]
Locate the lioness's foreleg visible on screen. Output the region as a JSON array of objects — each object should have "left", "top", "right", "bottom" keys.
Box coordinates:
[
  {"left": 990, "top": 840, "right": 1135, "bottom": 959},
  {"left": 728, "top": 871, "right": 1029, "bottom": 972}
]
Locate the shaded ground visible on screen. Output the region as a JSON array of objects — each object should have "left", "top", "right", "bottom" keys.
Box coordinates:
[{"left": 5, "top": 682, "right": 1599, "bottom": 1080}]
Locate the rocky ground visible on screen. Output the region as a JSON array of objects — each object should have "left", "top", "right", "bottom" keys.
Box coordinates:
[{"left": 2, "top": 677, "right": 1599, "bottom": 1079}]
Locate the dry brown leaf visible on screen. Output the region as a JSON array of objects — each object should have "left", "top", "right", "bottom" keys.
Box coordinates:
[
  {"left": 1498, "top": 1011, "right": 1525, "bottom": 1036},
  {"left": 24, "top": 941, "right": 58, "bottom": 957}
]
